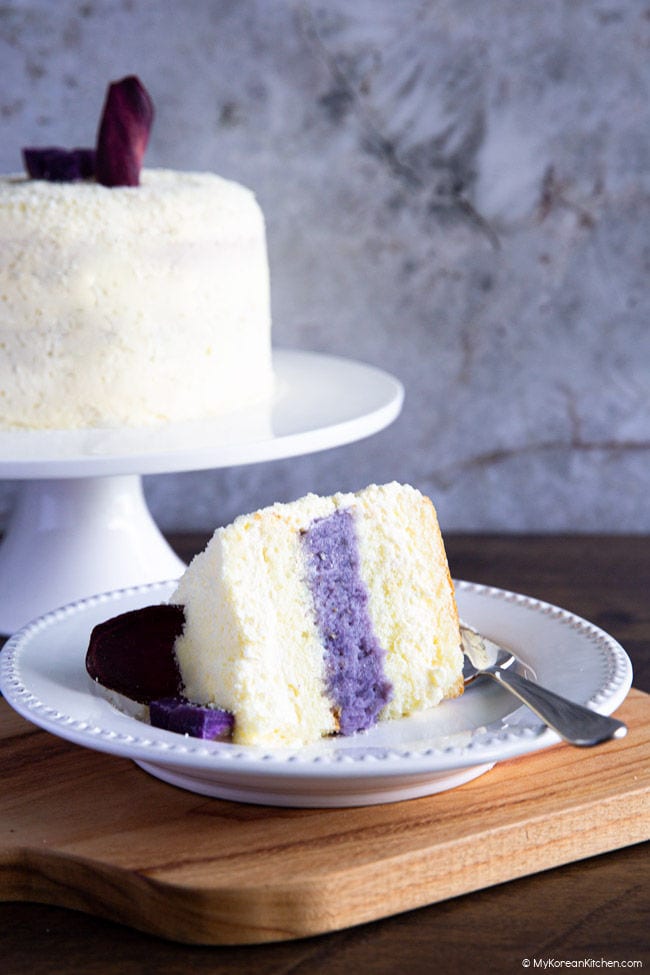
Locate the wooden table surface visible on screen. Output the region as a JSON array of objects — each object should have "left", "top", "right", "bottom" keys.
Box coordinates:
[{"left": 1, "top": 533, "right": 648, "bottom": 973}]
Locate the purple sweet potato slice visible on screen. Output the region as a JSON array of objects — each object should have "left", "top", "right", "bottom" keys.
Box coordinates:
[
  {"left": 21, "top": 75, "right": 154, "bottom": 186},
  {"left": 94, "top": 75, "right": 154, "bottom": 187},
  {"left": 149, "top": 698, "right": 235, "bottom": 740},
  {"left": 86, "top": 604, "right": 184, "bottom": 703},
  {"left": 22, "top": 146, "right": 96, "bottom": 181}
]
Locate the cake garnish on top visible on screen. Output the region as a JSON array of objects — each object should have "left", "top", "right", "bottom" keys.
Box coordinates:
[{"left": 22, "top": 75, "right": 154, "bottom": 186}]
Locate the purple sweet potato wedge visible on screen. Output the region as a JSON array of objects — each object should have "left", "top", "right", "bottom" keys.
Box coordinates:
[
  {"left": 21, "top": 76, "right": 154, "bottom": 186},
  {"left": 86, "top": 603, "right": 184, "bottom": 704},
  {"left": 22, "top": 146, "right": 96, "bottom": 181},
  {"left": 149, "top": 698, "right": 235, "bottom": 740},
  {"left": 95, "top": 75, "right": 154, "bottom": 187}
]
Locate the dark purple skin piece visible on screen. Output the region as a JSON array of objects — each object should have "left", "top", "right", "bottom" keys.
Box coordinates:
[
  {"left": 149, "top": 698, "right": 235, "bottom": 740},
  {"left": 22, "top": 146, "right": 96, "bottom": 182},
  {"left": 301, "top": 508, "right": 393, "bottom": 736},
  {"left": 86, "top": 604, "right": 184, "bottom": 704},
  {"left": 94, "top": 75, "right": 154, "bottom": 187}
]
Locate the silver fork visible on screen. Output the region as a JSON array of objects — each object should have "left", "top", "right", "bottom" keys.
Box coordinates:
[{"left": 461, "top": 625, "right": 628, "bottom": 747}]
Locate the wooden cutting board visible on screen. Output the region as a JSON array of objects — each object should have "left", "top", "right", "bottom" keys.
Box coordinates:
[{"left": 0, "top": 690, "right": 648, "bottom": 946}]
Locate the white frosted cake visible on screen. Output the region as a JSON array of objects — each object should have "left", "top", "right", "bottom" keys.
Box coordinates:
[
  {"left": 0, "top": 168, "right": 273, "bottom": 429},
  {"left": 170, "top": 482, "right": 463, "bottom": 747}
]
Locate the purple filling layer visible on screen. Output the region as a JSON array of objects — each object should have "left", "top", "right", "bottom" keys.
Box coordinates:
[{"left": 301, "top": 507, "right": 393, "bottom": 735}]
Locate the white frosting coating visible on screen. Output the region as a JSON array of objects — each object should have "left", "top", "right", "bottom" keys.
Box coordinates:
[{"left": 0, "top": 169, "right": 273, "bottom": 428}]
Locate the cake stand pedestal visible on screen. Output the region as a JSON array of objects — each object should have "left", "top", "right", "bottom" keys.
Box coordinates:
[
  {"left": 0, "top": 350, "right": 403, "bottom": 634},
  {"left": 0, "top": 476, "right": 187, "bottom": 634}
]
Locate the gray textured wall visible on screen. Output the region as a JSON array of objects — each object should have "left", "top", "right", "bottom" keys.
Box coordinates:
[{"left": 1, "top": 0, "right": 648, "bottom": 533}]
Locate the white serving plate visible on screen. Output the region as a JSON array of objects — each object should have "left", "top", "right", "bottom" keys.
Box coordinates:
[{"left": 0, "top": 579, "right": 632, "bottom": 807}]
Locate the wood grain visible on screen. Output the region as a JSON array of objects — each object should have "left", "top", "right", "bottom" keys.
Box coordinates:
[{"left": 0, "top": 689, "right": 647, "bottom": 945}]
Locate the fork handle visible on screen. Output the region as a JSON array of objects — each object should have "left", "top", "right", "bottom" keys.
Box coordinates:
[{"left": 488, "top": 668, "right": 628, "bottom": 746}]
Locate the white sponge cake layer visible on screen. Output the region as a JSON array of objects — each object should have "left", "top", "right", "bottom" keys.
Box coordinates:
[
  {"left": 353, "top": 484, "right": 463, "bottom": 720},
  {"left": 172, "top": 493, "right": 339, "bottom": 746}
]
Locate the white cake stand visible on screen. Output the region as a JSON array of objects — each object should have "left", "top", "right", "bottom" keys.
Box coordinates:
[{"left": 0, "top": 349, "right": 403, "bottom": 634}]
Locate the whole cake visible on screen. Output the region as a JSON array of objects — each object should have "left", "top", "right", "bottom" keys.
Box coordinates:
[
  {"left": 0, "top": 169, "right": 273, "bottom": 428},
  {"left": 0, "top": 76, "right": 273, "bottom": 429},
  {"left": 87, "top": 482, "right": 464, "bottom": 748}
]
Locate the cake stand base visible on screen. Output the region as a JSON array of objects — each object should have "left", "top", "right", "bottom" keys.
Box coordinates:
[{"left": 0, "top": 476, "right": 185, "bottom": 634}]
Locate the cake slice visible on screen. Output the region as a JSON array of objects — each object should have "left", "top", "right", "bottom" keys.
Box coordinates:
[{"left": 170, "top": 482, "right": 463, "bottom": 747}]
